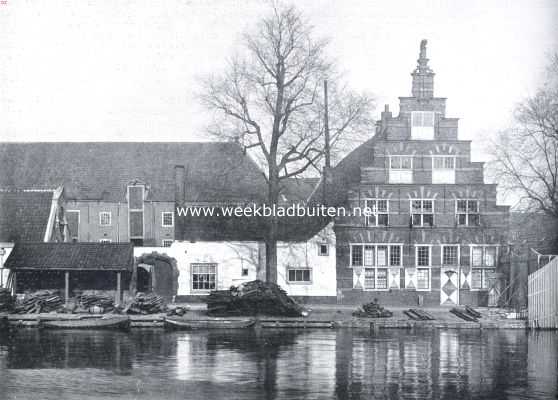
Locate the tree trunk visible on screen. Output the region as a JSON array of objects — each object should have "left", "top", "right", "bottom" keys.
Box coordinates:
[{"left": 265, "top": 167, "right": 280, "bottom": 283}]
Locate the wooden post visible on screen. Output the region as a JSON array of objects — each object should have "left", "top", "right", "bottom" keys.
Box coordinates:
[
  {"left": 11, "top": 271, "right": 16, "bottom": 296},
  {"left": 64, "top": 271, "right": 70, "bottom": 305},
  {"left": 116, "top": 272, "right": 122, "bottom": 306}
]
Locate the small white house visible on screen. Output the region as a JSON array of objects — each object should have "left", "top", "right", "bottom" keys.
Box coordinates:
[{"left": 133, "top": 223, "right": 337, "bottom": 300}]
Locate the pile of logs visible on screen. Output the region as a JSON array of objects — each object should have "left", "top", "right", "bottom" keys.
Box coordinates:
[
  {"left": 77, "top": 293, "right": 115, "bottom": 313},
  {"left": 353, "top": 300, "right": 393, "bottom": 318},
  {"left": 13, "top": 290, "right": 64, "bottom": 314},
  {"left": 206, "top": 280, "right": 303, "bottom": 317},
  {"left": 404, "top": 308, "right": 435, "bottom": 320},
  {"left": 125, "top": 292, "right": 167, "bottom": 314},
  {"left": 0, "top": 288, "right": 14, "bottom": 312}
]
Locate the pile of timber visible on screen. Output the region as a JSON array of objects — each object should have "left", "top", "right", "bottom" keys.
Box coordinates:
[
  {"left": 77, "top": 293, "right": 115, "bottom": 313},
  {"left": 0, "top": 288, "right": 14, "bottom": 312},
  {"left": 12, "top": 290, "right": 64, "bottom": 314},
  {"left": 353, "top": 301, "right": 393, "bottom": 318},
  {"left": 404, "top": 308, "right": 435, "bottom": 321},
  {"left": 125, "top": 293, "right": 167, "bottom": 314},
  {"left": 450, "top": 306, "right": 482, "bottom": 322},
  {"left": 206, "top": 280, "right": 304, "bottom": 317}
]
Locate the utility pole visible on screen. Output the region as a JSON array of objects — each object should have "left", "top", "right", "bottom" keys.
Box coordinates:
[{"left": 322, "top": 80, "right": 330, "bottom": 205}]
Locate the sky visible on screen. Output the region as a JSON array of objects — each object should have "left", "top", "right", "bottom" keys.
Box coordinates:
[{"left": 1, "top": 0, "right": 557, "bottom": 202}]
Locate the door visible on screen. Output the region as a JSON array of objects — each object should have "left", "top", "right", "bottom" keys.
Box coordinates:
[{"left": 440, "top": 267, "right": 459, "bottom": 305}]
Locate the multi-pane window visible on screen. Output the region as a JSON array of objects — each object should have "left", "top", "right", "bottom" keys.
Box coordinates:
[
  {"left": 389, "top": 156, "right": 413, "bottom": 183},
  {"left": 416, "top": 245, "right": 431, "bottom": 266},
  {"left": 287, "top": 268, "right": 311, "bottom": 283},
  {"left": 99, "top": 211, "right": 111, "bottom": 226},
  {"left": 411, "top": 200, "right": 434, "bottom": 227},
  {"left": 442, "top": 245, "right": 459, "bottom": 265},
  {"left": 162, "top": 212, "right": 174, "bottom": 227},
  {"left": 416, "top": 268, "right": 431, "bottom": 290},
  {"left": 99, "top": 239, "right": 111, "bottom": 243},
  {"left": 162, "top": 239, "right": 173, "bottom": 247},
  {"left": 456, "top": 200, "right": 480, "bottom": 226},
  {"left": 191, "top": 263, "right": 217, "bottom": 291},
  {"left": 350, "top": 244, "right": 403, "bottom": 267},
  {"left": 365, "top": 199, "right": 389, "bottom": 226},
  {"left": 432, "top": 156, "right": 456, "bottom": 184},
  {"left": 364, "top": 268, "right": 388, "bottom": 290},
  {"left": 470, "top": 245, "right": 498, "bottom": 290},
  {"left": 411, "top": 111, "right": 435, "bottom": 140},
  {"left": 318, "top": 243, "right": 329, "bottom": 256}
]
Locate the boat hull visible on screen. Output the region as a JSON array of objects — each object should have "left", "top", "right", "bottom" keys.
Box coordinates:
[
  {"left": 164, "top": 317, "right": 255, "bottom": 330},
  {"left": 41, "top": 316, "right": 131, "bottom": 331}
]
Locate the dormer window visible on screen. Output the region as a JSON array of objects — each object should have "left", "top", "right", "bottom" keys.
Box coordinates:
[
  {"left": 411, "top": 111, "right": 435, "bottom": 140},
  {"left": 389, "top": 155, "right": 413, "bottom": 184}
]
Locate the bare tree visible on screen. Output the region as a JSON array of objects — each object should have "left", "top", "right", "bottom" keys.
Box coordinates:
[
  {"left": 491, "top": 54, "right": 558, "bottom": 218},
  {"left": 200, "top": 4, "right": 374, "bottom": 283}
]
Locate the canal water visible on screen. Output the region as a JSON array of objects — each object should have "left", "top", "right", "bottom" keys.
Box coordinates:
[{"left": 0, "top": 328, "right": 556, "bottom": 399}]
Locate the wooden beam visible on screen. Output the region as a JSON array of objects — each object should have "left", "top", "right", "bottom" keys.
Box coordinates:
[
  {"left": 116, "top": 272, "right": 122, "bottom": 306},
  {"left": 64, "top": 271, "right": 70, "bottom": 305}
]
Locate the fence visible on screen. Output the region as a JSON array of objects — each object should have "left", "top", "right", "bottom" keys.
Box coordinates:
[{"left": 528, "top": 257, "right": 558, "bottom": 329}]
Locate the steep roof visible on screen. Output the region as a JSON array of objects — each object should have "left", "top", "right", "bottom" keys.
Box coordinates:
[
  {"left": 4, "top": 242, "right": 134, "bottom": 271},
  {"left": 0, "top": 142, "right": 267, "bottom": 203},
  {"left": 0, "top": 190, "right": 54, "bottom": 242}
]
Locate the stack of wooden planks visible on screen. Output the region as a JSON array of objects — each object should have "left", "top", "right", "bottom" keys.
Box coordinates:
[
  {"left": 78, "top": 293, "right": 115, "bottom": 313},
  {"left": 0, "top": 288, "right": 14, "bottom": 312},
  {"left": 450, "top": 306, "right": 482, "bottom": 322},
  {"left": 125, "top": 292, "right": 167, "bottom": 314},
  {"left": 404, "top": 308, "right": 436, "bottom": 321},
  {"left": 13, "top": 290, "right": 64, "bottom": 314},
  {"left": 207, "top": 280, "right": 303, "bottom": 317}
]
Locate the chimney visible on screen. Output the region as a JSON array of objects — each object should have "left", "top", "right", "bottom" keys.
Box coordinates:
[{"left": 174, "top": 165, "right": 186, "bottom": 206}]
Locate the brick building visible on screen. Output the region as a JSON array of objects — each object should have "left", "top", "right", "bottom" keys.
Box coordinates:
[{"left": 330, "top": 40, "right": 510, "bottom": 306}]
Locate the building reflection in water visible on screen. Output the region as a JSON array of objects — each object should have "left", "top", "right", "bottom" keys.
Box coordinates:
[{"left": 0, "top": 327, "right": 556, "bottom": 399}]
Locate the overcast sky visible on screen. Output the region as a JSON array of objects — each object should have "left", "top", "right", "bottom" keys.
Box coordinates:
[{"left": 1, "top": 0, "right": 557, "bottom": 182}]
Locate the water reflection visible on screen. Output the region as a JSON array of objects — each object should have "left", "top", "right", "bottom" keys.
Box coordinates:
[{"left": 0, "top": 328, "right": 555, "bottom": 399}]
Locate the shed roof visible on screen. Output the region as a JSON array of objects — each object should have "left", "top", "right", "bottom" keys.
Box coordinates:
[
  {"left": 0, "top": 190, "right": 54, "bottom": 242},
  {"left": 4, "top": 242, "right": 134, "bottom": 271}
]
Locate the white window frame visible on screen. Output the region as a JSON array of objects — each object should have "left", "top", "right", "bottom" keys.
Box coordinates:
[
  {"left": 432, "top": 155, "right": 456, "bottom": 184},
  {"left": 364, "top": 199, "right": 389, "bottom": 226},
  {"left": 350, "top": 243, "right": 403, "bottom": 268},
  {"left": 191, "top": 263, "right": 217, "bottom": 292},
  {"left": 162, "top": 239, "right": 173, "bottom": 248},
  {"left": 416, "top": 268, "right": 431, "bottom": 291},
  {"left": 318, "top": 243, "right": 329, "bottom": 256},
  {"left": 99, "top": 211, "right": 112, "bottom": 226},
  {"left": 127, "top": 185, "right": 145, "bottom": 240},
  {"left": 363, "top": 267, "right": 389, "bottom": 291},
  {"left": 441, "top": 244, "right": 460, "bottom": 266},
  {"left": 410, "top": 199, "right": 435, "bottom": 227},
  {"left": 456, "top": 199, "right": 480, "bottom": 226},
  {"left": 162, "top": 211, "right": 174, "bottom": 227},
  {"left": 388, "top": 155, "right": 413, "bottom": 184},
  {"left": 469, "top": 245, "right": 499, "bottom": 291},
  {"left": 411, "top": 111, "right": 435, "bottom": 140},
  {"left": 415, "top": 245, "right": 432, "bottom": 267},
  {"left": 286, "top": 267, "right": 312, "bottom": 284},
  {"left": 99, "top": 238, "right": 112, "bottom": 243}
]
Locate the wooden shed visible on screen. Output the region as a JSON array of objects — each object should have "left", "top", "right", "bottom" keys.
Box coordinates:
[{"left": 4, "top": 242, "right": 134, "bottom": 305}]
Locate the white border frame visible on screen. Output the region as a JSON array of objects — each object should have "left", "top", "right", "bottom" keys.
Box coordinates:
[
  {"left": 99, "top": 211, "right": 112, "bottom": 226},
  {"left": 455, "top": 199, "right": 480, "bottom": 226},
  {"left": 127, "top": 185, "right": 145, "bottom": 240},
  {"left": 161, "top": 211, "right": 174, "bottom": 227},
  {"left": 410, "top": 199, "right": 435, "bottom": 227}
]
